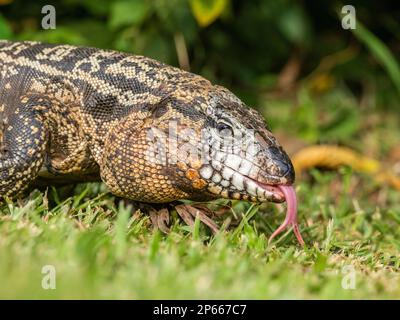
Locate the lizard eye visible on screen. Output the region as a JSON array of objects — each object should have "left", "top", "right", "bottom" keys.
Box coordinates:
[{"left": 216, "top": 121, "right": 234, "bottom": 137}]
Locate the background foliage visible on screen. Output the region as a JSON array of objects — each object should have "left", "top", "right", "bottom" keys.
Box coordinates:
[
  {"left": 1, "top": 0, "right": 400, "bottom": 146},
  {"left": 0, "top": 0, "right": 399, "bottom": 299}
]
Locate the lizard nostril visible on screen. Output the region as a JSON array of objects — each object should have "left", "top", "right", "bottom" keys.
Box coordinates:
[{"left": 265, "top": 146, "right": 295, "bottom": 184}]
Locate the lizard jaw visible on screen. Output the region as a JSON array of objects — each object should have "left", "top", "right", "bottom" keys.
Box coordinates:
[
  {"left": 202, "top": 163, "right": 287, "bottom": 203},
  {"left": 202, "top": 170, "right": 305, "bottom": 245}
]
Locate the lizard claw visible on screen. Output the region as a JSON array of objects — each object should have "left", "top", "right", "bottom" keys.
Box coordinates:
[
  {"left": 139, "top": 202, "right": 222, "bottom": 235},
  {"left": 175, "top": 204, "right": 220, "bottom": 234},
  {"left": 149, "top": 207, "right": 170, "bottom": 234},
  {"left": 192, "top": 202, "right": 232, "bottom": 217}
]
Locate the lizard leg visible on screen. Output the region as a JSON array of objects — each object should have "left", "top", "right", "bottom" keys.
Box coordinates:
[
  {"left": 175, "top": 204, "right": 220, "bottom": 234},
  {"left": 120, "top": 201, "right": 171, "bottom": 233},
  {"left": 192, "top": 202, "right": 232, "bottom": 217},
  {"left": 124, "top": 200, "right": 221, "bottom": 234},
  {"left": 148, "top": 207, "right": 170, "bottom": 233},
  {"left": 0, "top": 96, "right": 48, "bottom": 197}
]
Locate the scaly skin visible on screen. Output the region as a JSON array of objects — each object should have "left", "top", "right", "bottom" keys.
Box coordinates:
[{"left": 0, "top": 41, "right": 295, "bottom": 216}]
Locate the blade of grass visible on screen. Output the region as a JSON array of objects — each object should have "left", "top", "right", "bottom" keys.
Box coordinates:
[
  {"left": 115, "top": 202, "right": 131, "bottom": 260},
  {"left": 352, "top": 20, "right": 400, "bottom": 96},
  {"left": 231, "top": 203, "right": 258, "bottom": 239}
]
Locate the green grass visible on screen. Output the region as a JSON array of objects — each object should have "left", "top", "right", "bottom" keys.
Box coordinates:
[
  {"left": 1, "top": 79, "right": 400, "bottom": 299},
  {"left": 1, "top": 82, "right": 400, "bottom": 299},
  {"left": 0, "top": 166, "right": 399, "bottom": 299},
  {"left": 1, "top": 0, "right": 400, "bottom": 300}
]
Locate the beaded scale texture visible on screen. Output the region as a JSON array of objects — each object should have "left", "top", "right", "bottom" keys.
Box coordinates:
[{"left": 0, "top": 41, "right": 297, "bottom": 235}]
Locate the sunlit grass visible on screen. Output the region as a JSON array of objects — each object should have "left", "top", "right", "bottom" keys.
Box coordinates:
[
  {"left": 0, "top": 166, "right": 399, "bottom": 299},
  {"left": 1, "top": 81, "right": 399, "bottom": 299}
]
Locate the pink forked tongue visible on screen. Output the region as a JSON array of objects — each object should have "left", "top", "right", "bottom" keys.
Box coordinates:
[{"left": 268, "top": 185, "right": 305, "bottom": 246}]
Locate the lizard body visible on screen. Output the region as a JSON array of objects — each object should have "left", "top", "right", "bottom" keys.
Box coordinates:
[{"left": 0, "top": 41, "right": 295, "bottom": 218}]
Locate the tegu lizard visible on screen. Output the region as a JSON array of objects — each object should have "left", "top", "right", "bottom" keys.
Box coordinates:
[{"left": 0, "top": 40, "right": 304, "bottom": 244}]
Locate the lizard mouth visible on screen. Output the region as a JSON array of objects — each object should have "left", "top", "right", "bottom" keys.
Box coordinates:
[
  {"left": 203, "top": 167, "right": 304, "bottom": 245},
  {"left": 240, "top": 178, "right": 305, "bottom": 245},
  {"left": 202, "top": 157, "right": 288, "bottom": 203},
  {"left": 251, "top": 179, "right": 285, "bottom": 201}
]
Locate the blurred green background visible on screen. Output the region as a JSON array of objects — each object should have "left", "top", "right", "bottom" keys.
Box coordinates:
[
  {"left": 0, "top": 0, "right": 400, "bottom": 300},
  {"left": 0, "top": 0, "right": 399, "bottom": 155}
]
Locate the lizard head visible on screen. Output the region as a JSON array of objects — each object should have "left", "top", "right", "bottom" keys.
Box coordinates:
[
  {"left": 197, "top": 85, "right": 294, "bottom": 203},
  {"left": 143, "top": 83, "right": 295, "bottom": 203},
  {"left": 102, "top": 79, "right": 294, "bottom": 204}
]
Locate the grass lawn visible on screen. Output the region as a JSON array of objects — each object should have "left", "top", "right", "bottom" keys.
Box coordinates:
[
  {"left": 0, "top": 164, "right": 399, "bottom": 299},
  {"left": 0, "top": 0, "right": 399, "bottom": 301},
  {"left": 1, "top": 89, "right": 400, "bottom": 300}
]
